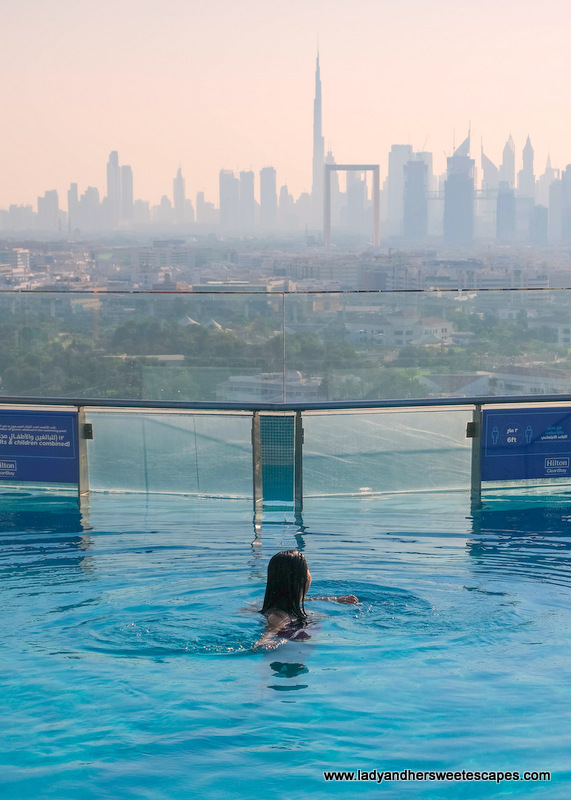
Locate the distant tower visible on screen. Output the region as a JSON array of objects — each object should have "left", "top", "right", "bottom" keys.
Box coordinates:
[
  {"left": 219, "top": 169, "right": 240, "bottom": 230},
  {"left": 497, "top": 182, "right": 516, "bottom": 242},
  {"left": 499, "top": 135, "right": 515, "bottom": 188},
  {"left": 386, "top": 144, "right": 413, "bottom": 237},
  {"left": 403, "top": 159, "right": 428, "bottom": 240},
  {"left": 37, "top": 190, "right": 59, "bottom": 231},
  {"left": 562, "top": 166, "right": 571, "bottom": 244},
  {"left": 260, "top": 166, "right": 277, "bottom": 230},
  {"left": 311, "top": 52, "right": 325, "bottom": 224},
  {"left": 106, "top": 151, "right": 121, "bottom": 226},
  {"left": 536, "top": 155, "right": 557, "bottom": 208},
  {"left": 443, "top": 132, "right": 474, "bottom": 244},
  {"left": 173, "top": 167, "right": 186, "bottom": 224},
  {"left": 481, "top": 146, "right": 499, "bottom": 192},
  {"left": 517, "top": 136, "right": 535, "bottom": 199},
  {"left": 67, "top": 183, "right": 79, "bottom": 231},
  {"left": 121, "top": 165, "right": 134, "bottom": 221},
  {"left": 325, "top": 150, "right": 341, "bottom": 226},
  {"left": 239, "top": 171, "right": 255, "bottom": 231}
]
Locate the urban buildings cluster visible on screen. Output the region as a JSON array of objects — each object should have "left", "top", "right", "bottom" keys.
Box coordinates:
[{"left": 2, "top": 55, "right": 571, "bottom": 247}]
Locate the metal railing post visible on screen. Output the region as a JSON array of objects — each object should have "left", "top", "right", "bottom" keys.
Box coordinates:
[
  {"left": 470, "top": 404, "right": 482, "bottom": 508},
  {"left": 294, "top": 411, "right": 303, "bottom": 517},
  {"left": 252, "top": 412, "right": 263, "bottom": 522}
]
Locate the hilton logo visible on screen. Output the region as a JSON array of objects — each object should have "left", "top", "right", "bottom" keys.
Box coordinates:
[
  {"left": 0, "top": 460, "right": 16, "bottom": 471},
  {"left": 545, "top": 457, "right": 569, "bottom": 474}
]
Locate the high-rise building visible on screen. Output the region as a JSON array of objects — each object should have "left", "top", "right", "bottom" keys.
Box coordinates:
[
  {"left": 403, "top": 159, "right": 428, "bottom": 240},
  {"left": 219, "top": 170, "right": 240, "bottom": 230},
  {"left": 121, "top": 165, "right": 134, "bottom": 221},
  {"left": 79, "top": 187, "right": 101, "bottom": 231},
  {"left": 278, "top": 184, "right": 295, "bottom": 229},
  {"left": 67, "top": 183, "right": 79, "bottom": 231},
  {"left": 561, "top": 165, "right": 571, "bottom": 244},
  {"left": 173, "top": 167, "right": 186, "bottom": 224},
  {"left": 155, "top": 195, "right": 174, "bottom": 225},
  {"left": 517, "top": 136, "right": 535, "bottom": 199},
  {"left": 481, "top": 146, "right": 499, "bottom": 192},
  {"left": 106, "top": 151, "right": 121, "bottom": 226},
  {"left": 311, "top": 52, "right": 325, "bottom": 224},
  {"left": 239, "top": 170, "right": 256, "bottom": 231},
  {"left": 496, "top": 182, "right": 515, "bottom": 242},
  {"left": 345, "top": 170, "right": 368, "bottom": 233},
  {"left": 386, "top": 144, "right": 413, "bottom": 237},
  {"left": 37, "top": 190, "right": 59, "bottom": 231},
  {"left": 478, "top": 145, "right": 500, "bottom": 239},
  {"left": 499, "top": 135, "right": 515, "bottom": 188},
  {"left": 548, "top": 178, "right": 562, "bottom": 244},
  {"left": 443, "top": 134, "right": 474, "bottom": 244},
  {"left": 325, "top": 150, "right": 342, "bottom": 227},
  {"left": 536, "top": 156, "right": 557, "bottom": 208},
  {"left": 260, "top": 167, "right": 277, "bottom": 230}
]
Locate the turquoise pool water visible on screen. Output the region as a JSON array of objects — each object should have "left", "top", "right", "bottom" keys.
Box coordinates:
[{"left": 1, "top": 489, "right": 570, "bottom": 799}]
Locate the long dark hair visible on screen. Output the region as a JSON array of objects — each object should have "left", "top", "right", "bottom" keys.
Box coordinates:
[{"left": 261, "top": 550, "right": 309, "bottom": 621}]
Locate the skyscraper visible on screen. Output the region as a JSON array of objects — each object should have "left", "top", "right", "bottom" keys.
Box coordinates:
[
  {"left": 481, "top": 146, "right": 499, "bottom": 192},
  {"left": 443, "top": 133, "right": 474, "bottom": 244},
  {"left": 239, "top": 170, "right": 255, "bottom": 231},
  {"left": 219, "top": 169, "right": 240, "bottom": 230},
  {"left": 106, "top": 151, "right": 121, "bottom": 226},
  {"left": 499, "top": 135, "right": 515, "bottom": 188},
  {"left": 386, "top": 144, "right": 413, "bottom": 237},
  {"left": 173, "top": 167, "right": 186, "bottom": 224},
  {"left": 67, "top": 183, "right": 79, "bottom": 231},
  {"left": 403, "top": 159, "right": 428, "bottom": 240},
  {"left": 260, "top": 167, "right": 277, "bottom": 230},
  {"left": 536, "top": 156, "right": 557, "bottom": 208},
  {"left": 37, "top": 190, "right": 59, "bottom": 231},
  {"left": 517, "top": 136, "right": 535, "bottom": 199},
  {"left": 311, "top": 52, "right": 325, "bottom": 224},
  {"left": 121, "top": 165, "right": 134, "bottom": 222},
  {"left": 496, "top": 182, "right": 515, "bottom": 242}
]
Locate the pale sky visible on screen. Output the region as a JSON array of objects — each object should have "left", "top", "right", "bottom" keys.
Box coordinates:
[{"left": 2, "top": 0, "right": 570, "bottom": 208}]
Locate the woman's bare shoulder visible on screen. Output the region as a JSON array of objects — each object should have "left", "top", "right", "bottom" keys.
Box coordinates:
[{"left": 265, "top": 609, "right": 291, "bottom": 630}]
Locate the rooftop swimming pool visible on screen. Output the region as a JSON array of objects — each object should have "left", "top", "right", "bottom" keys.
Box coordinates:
[{"left": 1, "top": 488, "right": 570, "bottom": 799}]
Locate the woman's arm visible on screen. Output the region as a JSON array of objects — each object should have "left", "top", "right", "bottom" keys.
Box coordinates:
[{"left": 306, "top": 595, "right": 359, "bottom": 604}]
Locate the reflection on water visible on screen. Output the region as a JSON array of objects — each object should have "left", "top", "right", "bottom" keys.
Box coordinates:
[
  {"left": 0, "top": 491, "right": 94, "bottom": 576},
  {"left": 267, "top": 660, "right": 310, "bottom": 691},
  {"left": 469, "top": 494, "right": 571, "bottom": 586}
]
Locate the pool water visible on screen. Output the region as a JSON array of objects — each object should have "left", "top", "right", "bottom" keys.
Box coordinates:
[{"left": 1, "top": 489, "right": 570, "bottom": 799}]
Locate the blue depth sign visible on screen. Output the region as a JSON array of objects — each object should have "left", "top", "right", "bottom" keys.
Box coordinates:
[
  {"left": 482, "top": 407, "right": 571, "bottom": 482},
  {"left": 0, "top": 410, "right": 78, "bottom": 485}
]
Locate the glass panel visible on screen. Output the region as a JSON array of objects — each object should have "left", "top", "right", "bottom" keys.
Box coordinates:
[
  {"left": 302, "top": 408, "right": 471, "bottom": 496},
  {"left": 0, "top": 287, "right": 569, "bottom": 404},
  {"left": 0, "top": 292, "right": 284, "bottom": 402},
  {"left": 86, "top": 411, "right": 252, "bottom": 496},
  {"left": 285, "top": 289, "right": 571, "bottom": 402}
]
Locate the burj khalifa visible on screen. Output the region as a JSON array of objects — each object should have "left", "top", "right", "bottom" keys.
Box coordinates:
[{"left": 311, "top": 52, "right": 325, "bottom": 224}]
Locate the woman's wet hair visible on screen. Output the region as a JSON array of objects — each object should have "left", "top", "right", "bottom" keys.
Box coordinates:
[{"left": 261, "top": 550, "right": 309, "bottom": 621}]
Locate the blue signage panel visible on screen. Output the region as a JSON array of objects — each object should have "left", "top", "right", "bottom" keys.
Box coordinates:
[
  {"left": 0, "top": 410, "right": 79, "bottom": 484},
  {"left": 482, "top": 407, "right": 571, "bottom": 482}
]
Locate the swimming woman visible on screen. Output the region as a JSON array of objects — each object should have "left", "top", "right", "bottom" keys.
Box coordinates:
[{"left": 255, "top": 549, "right": 358, "bottom": 649}]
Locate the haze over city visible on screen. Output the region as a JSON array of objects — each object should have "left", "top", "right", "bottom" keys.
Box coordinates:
[{"left": 2, "top": 0, "right": 570, "bottom": 209}]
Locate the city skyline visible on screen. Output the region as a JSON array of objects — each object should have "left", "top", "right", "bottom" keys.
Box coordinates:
[{"left": 2, "top": 0, "right": 570, "bottom": 208}]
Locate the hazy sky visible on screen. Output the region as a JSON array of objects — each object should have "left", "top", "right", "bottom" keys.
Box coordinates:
[{"left": 2, "top": 0, "right": 570, "bottom": 208}]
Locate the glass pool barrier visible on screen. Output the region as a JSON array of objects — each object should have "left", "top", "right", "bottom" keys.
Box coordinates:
[
  {"left": 2, "top": 398, "right": 571, "bottom": 520},
  {"left": 1, "top": 286, "right": 571, "bottom": 405}
]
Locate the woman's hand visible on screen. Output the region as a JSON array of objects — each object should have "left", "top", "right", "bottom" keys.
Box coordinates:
[{"left": 336, "top": 595, "right": 359, "bottom": 604}]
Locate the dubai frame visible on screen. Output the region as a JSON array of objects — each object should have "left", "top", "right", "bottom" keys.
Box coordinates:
[{"left": 323, "top": 164, "right": 380, "bottom": 248}]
